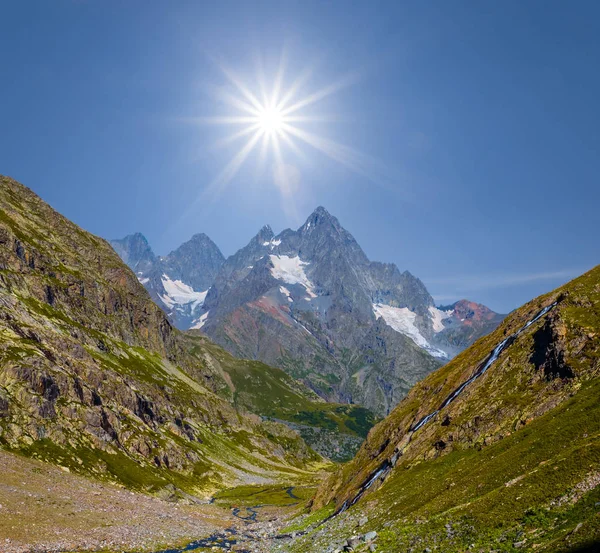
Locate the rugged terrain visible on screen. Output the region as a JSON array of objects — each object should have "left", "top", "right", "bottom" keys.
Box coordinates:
[
  {"left": 3, "top": 175, "right": 598, "bottom": 553},
  {"left": 283, "top": 264, "right": 600, "bottom": 553},
  {"left": 114, "top": 208, "right": 504, "bottom": 416},
  {"left": 110, "top": 232, "right": 225, "bottom": 329},
  {"left": 0, "top": 175, "right": 328, "bottom": 499}
]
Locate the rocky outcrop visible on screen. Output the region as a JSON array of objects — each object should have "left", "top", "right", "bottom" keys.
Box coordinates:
[
  {"left": 112, "top": 208, "right": 504, "bottom": 417},
  {"left": 0, "top": 175, "right": 319, "bottom": 497},
  {"left": 200, "top": 207, "right": 497, "bottom": 415},
  {"left": 110, "top": 232, "right": 225, "bottom": 329},
  {"left": 283, "top": 266, "right": 600, "bottom": 553},
  {"left": 314, "top": 267, "right": 600, "bottom": 511}
]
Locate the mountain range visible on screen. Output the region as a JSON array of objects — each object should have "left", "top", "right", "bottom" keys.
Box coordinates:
[
  {"left": 2, "top": 175, "right": 599, "bottom": 553},
  {"left": 0, "top": 176, "right": 343, "bottom": 496},
  {"left": 112, "top": 207, "right": 504, "bottom": 415}
]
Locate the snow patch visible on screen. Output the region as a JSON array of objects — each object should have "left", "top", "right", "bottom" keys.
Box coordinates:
[
  {"left": 429, "top": 306, "right": 453, "bottom": 333},
  {"left": 262, "top": 238, "right": 282, "bottom": 249},
  {"left": 373, "top": 303, "right": 448, "bottom": 358},
  {"left": 279, "top": 286, "right": 293, "bottom": 302},
  {"left": 138, "top": 277, "right": 150, "bottom": 285},
  {"left": 270, "top": 255, "right": 317, "bottom": 298},
  {"left": 191, "top": 311, "right": 209, "bottom": 329},
  {"left": 160, "top": 274, "right": 208, "bottom": 312}
]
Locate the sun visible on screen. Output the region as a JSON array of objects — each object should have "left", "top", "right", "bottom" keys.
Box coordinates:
[
  {"left": 195, "top": 54, "right": 374, "bottom": 205},
  {"left": 256, "top": 106, "right": 285, "bottom": 133}
]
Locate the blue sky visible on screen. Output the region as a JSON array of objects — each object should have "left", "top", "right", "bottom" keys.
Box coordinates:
[{"left": 1, "top": 1, "right": 598, "bottom": 313}]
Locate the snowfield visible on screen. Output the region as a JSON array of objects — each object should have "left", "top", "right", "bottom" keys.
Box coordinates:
[
  {"left": 270, "top": 255, "right": 317, "bottom": 298},
  {"left": 191, "top": 311, "right": 209, "bottom": 329},
  {"left": 279, "top": 286, "right": 293, "bottom": 302},
  {"left": 373, "top": 303, "right": 448, "bottom": 358},
  {"left": 159, "top": 274, "right": 208, "bottom": 312},
  {"left": 429, "top": 306, "right": 453, "bottom": 332},
  {"left": 262, "top": 238, "right": 282, "bottom": 248}
]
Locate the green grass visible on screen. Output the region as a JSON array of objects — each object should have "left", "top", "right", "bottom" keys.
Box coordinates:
[
  {"left": 291, "top": 376, "right": 600, "bottom": 553},
  {"left": 212, "top": 346, "right": 378, "bottom": 439},
  {"left": 212, "top": 484, "right": 315, "bottom": 507}
]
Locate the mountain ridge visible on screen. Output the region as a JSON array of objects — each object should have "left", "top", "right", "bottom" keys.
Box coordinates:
[
  {"left": 286, "top": 264, "right": 600, "bottom": 553},
  {"left": 0, "top": 175, "right": 325, "bottom": 497},
  {"left": 112, "top": 207, "right": 504, "bottom": 416}
]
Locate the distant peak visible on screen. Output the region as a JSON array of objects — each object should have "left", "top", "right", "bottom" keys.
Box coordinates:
[
  {"left": 254, "top": 224, "right": 274, "bottom": 242},
  {"left": 112, "top": 232, "right": 150, "bottom": 245},
  {"left": 445, "top": 299, "right": 502, "bottom": 319},
  {"left": 313, "top": 206, "right": 330, "bottom": 216},
  {"left": 169, "top": 232, "right": 224, "bottom": 261},
  {"left": 189, "top": 232, "right": 211, "bottom": 242},
  {"left": 302, "top": 206, "right": 340, "bottom": 230}
]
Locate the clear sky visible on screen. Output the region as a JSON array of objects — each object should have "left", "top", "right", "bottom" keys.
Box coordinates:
[{"left": 1, "top": 1, "right": 598, "bottom": 313}]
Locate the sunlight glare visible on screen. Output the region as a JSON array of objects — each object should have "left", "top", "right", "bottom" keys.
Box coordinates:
[
  {"left": 193, "top": 55, "right": 384, "bottom": 207},
  {"left": 256, "top": 106, "right": 285, "bottom": 133}
]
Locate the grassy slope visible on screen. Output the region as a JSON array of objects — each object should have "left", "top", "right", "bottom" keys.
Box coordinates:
[
  {"left": 0, "top": 175, "right": 322, "bottom": 497},
  {"left": 288, "top": 265, "right": 600, "bottom": 553},
  {"left": 188, "top": 334, "right": 379, "bottom": 461}
]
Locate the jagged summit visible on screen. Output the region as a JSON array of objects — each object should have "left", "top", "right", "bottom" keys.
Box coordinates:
[
  {"left": 301, "top": 205, "right": 342, "bottom": 233},
  {"left": 110, "top": 232, "right": 156, "bottom": 273},
  {"left": 194, "top": 207, "right": 503, "bottom": 415},
  {"left": 111, "top": 205, "right": 503, "bottom": 415},
  {"left": 110, "top": 230, "right": 225, "bottom": 329}
]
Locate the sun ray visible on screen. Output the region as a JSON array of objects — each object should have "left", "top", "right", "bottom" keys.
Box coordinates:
[
  {"left": 213, "top": 124, "right": 261, "bottom": 150},
  {"left": 280, "top": 72, "right": 359, "bottom": 116},
  {"left": 204, "top": 129, "right": 263, "bottom": 199},
  {"left": 213, "top": 87, "right": 261, "bottom": 116},
  {"left": 271, "top": 131, "right": 301, "bottom": 222},
  {"left": 275, "top": 65, "right": 314, "bottom": 111},
  {"left": 217, "top": 63, "right": 264, "bottom": 113},
  {"left": 282, "top": 114, "right": 345, "bottom": 124},
  {"left": 278, "top": 129, "right": 309, "bottom": 163},
  {"left": 271, "top": 49, "right": 287, "bottom": 108},
  {"left": 189, "top": 115, "right": 259, "bottom": 125},
  {"left": 187, "top": 53, "right": 387, "bottom": 209},
  {"left": 281, "top": 123, "right": 388, "bottom": 184}
]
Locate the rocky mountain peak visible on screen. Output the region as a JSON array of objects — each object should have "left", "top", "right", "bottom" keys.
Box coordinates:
[
  {"left": 448, "top": 299, "right": 503, "bottom": 322},
  {"left": 169, "top": 233, "right": 223, "bottom": 261},
  {"left": 302, "top": 205, "right": 341, "bottom": 233},
  {"left": 253, "top": 224, "right": 275, "bottom": 244},
  {"left": 110, "top": 232, "right": 156, "bottom": 273}
]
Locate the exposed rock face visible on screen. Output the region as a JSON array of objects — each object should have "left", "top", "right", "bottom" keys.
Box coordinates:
[
  {"left": 0, "top": 175, "right": 319, "bottom": 497},
  {"left": 110, "top": 233, "right": 225, "bottom": 329},
  {"left": 433, "top": 299, "right": 506, "bottom": 356},
  {"left": 112, "top": 207, "right": 504, "bottom": 417},
  {"left": 199, "top": 207, "right": 502, "bottom": 415},
  {"left": 110, "top": 232, "right": 156, "bottom": 274},
  {"left": 313, "top": 265, "right": 600, "bottom": 512}
]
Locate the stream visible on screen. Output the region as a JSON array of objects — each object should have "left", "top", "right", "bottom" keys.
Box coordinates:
[
  {"left": 153, "top": 532, "right": 246, "bottom": 553},
  {"left": 149, "top": 487, "right": 301, "bottom": 552},
  {"left": 337, "top": 302, "right": 558, "bottom": 515},
  {"left": 138, "top": 302, "right": 559, "bottom": 547}
]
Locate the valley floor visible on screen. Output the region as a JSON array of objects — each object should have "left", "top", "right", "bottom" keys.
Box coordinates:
[{"left": 0, "top": 449, "right": 311, "bottom": 553}]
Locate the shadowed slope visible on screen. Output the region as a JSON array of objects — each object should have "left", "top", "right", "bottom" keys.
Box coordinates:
[{"left": 0, "top": 175, "right": 321, "bottom": 498}]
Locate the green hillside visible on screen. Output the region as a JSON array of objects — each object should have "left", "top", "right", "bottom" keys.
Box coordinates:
[{"left": 289, "top": 265, "right": 600, "bottom": 553}]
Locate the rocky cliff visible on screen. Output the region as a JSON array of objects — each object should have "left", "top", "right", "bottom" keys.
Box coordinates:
[{"left": 0, "top": 175, "right": 321, "bottom": 498}]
